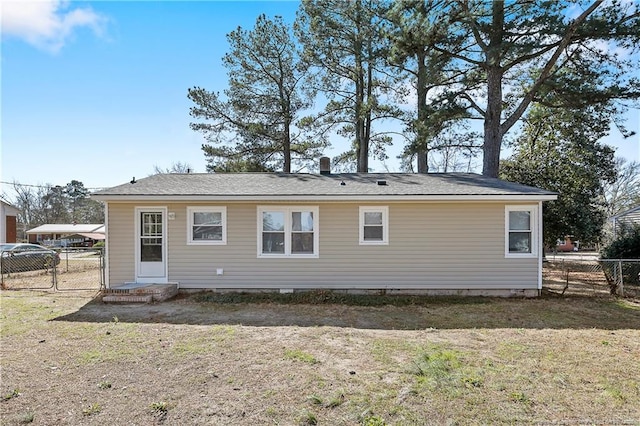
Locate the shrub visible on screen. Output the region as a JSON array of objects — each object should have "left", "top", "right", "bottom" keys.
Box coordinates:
[
  {"left": 601, "top": 224, "right": 640, "bottom": 259},
  {"left": 600, "top": 225, "right": 640, "bottom": 293}
]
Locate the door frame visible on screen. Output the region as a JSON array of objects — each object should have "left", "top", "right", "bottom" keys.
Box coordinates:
[{"left": 134, "top": 206, "right": 168, "bottom": 283}]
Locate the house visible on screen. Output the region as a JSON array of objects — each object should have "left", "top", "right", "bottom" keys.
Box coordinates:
[
  {"left": 0, "top": 199, "right": 20, "bottom": 244},
  {"left": 26, "top": 224, "right": 104, "bottom": 247},
  {"left": 92, "top": 165, "right": 557, "bottom": 297},
  {"left": 556, "top": 236, "right": 579, "bottom": 252},
  {"left": 610, "top": 205, "right": 640, "bottom": 238}
]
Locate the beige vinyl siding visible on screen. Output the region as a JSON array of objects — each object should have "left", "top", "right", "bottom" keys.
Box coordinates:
[
  {"left": 105, "top": 203, "right": 136, "bottom": 285},
  {"left": 105, "top": 201, "right": 540, "bottom": 290},
  {"left": 616, "top": 209, "right": 640, "bottom": 230}
]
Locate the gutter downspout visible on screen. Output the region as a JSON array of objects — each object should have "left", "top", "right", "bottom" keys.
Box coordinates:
[{"left": 538, "top": 201, "right": 544, "bottom": 295}]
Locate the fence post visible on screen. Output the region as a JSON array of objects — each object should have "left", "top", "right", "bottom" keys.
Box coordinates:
[
  {"left": 100, "top": 248, "right": 105, "bottom": 290},
  {"left": 52, "top": 259, "right": 57, "bottom": 289},
  {"left": 617, "top": 260, "right": 624, "bottom": 296}
]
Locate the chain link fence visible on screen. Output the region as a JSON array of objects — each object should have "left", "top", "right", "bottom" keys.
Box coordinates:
[
  {"left": 1, "top": 246, "right": 104, "bottom": 291},
  {"left": 543, "top": 256, "right": 640, "bottom": 298},
  {"left": 3, "top": 245, "right": 636, "bottom": 297}
]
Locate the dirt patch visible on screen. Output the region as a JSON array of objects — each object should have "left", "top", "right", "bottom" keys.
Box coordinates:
[{"left": 1, "top": 290, "right": 639, "bottom": 425}]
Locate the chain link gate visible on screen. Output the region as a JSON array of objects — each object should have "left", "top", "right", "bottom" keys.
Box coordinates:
[
  {"left": 543, "top": 257, "right": 640, "bottom": 297},
  {"left": 1, "top": 247, "right": 104, "bottom": 291}
]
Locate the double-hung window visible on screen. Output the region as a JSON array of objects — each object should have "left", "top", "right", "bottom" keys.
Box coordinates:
[
  {"left": 505, "top": 205, "right": 537, "bottom": 257},
  {"left": 187, "top": 206, "right": 226, "bottom": 245},
  {"left": 258, "top": 206, "right": 319, "bottom": 257},
  {"left": 359, "top": 206, "right": 389, "bottom": 245}
]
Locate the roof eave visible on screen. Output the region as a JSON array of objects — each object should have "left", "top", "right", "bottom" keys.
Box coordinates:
[
  {"left": 93, "top": 194, "right": 558, "bottom": 202},
  {"left": 610, "top": 204, "right": 640, "bottom": 220}
]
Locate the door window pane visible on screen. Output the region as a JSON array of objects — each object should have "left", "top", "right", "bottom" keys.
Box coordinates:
[
  {"left": 141, "top": 239, "right": 162, "bottom": 261},
  {"left": 140, "top": 212, "right": 163, "bottom": 261},
  {"left": 141, "top": 213, "right": 162, "bottom": 236}
]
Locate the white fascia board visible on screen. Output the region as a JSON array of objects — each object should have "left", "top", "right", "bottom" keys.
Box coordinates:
[{"left": 93, "top": 194, "right": 557, "bottom": 203}]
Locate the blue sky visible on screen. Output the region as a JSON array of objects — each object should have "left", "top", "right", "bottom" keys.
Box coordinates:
[{"left": 1, "top": 1, "right": 639, "bottom": 198}]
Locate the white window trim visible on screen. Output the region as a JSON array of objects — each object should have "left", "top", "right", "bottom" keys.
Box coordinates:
[
  {"left": 187, "top": 206, "right": 227, "bottom": 245},
  {"left": 359, "top": 206, "right": 389, "bottom": 245},
  {"left": 257, "top": 206, "right": 319, "bottom": 258},
  {"left": 505, "top": 205, "right": 537, "bottom": 258}
]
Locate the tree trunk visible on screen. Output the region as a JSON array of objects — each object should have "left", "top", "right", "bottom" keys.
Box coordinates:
[
  {"left": 482, "top": 0, "right": 505, "bottom": 179},
  {"left": 483, "top": 68, "right": 503, "bottom": 178},
  {"left": 355, "top": 29, "right": 368, "bottom": 173},
  {"left": 356, "top": 75, "right": 367, "bottom": 173},
  {"left": 362, "top": 52, "right": 374, "bottom": 173},
  {"left": 353, "top": 0, "right": 369, "bottom": 173},
  {"left": 283, "top": 117, "right": 291, "bottom": 173},
  {"left": 416, "top": 51, "right": 428, "bottom": 173}
]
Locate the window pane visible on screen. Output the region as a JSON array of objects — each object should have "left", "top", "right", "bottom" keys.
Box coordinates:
[
  {"left": 141, "top": 239, "right": 162, "bottom": 261},
  {"left": 193, "top": 225, "right": 222, "bottom": 241},
  {"left": 509, "top": 232, "right": 532, "bottom": 253},
  {"left": 364, "top": 212, "right": 382, "bottom": 225},
  {"left": 364, "top": 225, "right": 383, "bottom": 241},
  {"left": 263, "top": 212, "right": 285, "bottom": 231},
  {"left": 262, "top": 232, "right": 285, "bottom": 253},
  {"left": 509, "top": 211, "right": 531, "bottom": 231},
  {"left": 292, "top": 211, "right": 314, "bottom": 232},
  {"left": 194, "top": 212, "right": 221, "bottom": 226},
  {"left": 292, "top": 232, "right": 314, "bottom": 254},
  {"left": 141, "top": 213, "right": 162, "bottom": 236}
]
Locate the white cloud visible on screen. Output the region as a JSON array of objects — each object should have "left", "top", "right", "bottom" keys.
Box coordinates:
[{"left": 1, "top": 0, "right": 106, "bottom": 53}]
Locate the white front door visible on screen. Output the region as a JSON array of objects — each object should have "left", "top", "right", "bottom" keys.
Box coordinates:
[{"left": 136, "top": 207, "right": 167, "bottom": 283}]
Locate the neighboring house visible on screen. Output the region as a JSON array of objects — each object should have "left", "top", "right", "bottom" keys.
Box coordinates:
[
  {"left": 0, "top": 200, "right": 20, "bottom": 244},
  {"left": 26, "top": 224, "right": 104, "bottom": 247},
  {"left": 556, "top": 236, "right": 579, "bottom": 252},
  {"left": 610, "top": 205, "right": 640, "bottom": 238},
  {"left": 94, "top": 164, "right": 557, "bottom": 297}
]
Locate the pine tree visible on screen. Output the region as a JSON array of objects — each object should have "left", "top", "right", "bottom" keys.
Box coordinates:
[{"left": 189, "top": 14, "right": 325, "bottom": 173}]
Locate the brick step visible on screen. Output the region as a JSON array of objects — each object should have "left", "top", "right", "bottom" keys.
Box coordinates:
[
  {"left": 102, "top": 294, "right": 154, "bottom": 304},
  {"left": 103, "top": 283, "right": 179, "bottom": 303}
]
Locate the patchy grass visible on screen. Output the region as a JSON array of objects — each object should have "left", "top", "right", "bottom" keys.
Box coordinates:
[
  {"left": 1, "top": 289, "right": 639, "bottom": 425},
  {"left": 82, "top": 403, "right": 102, "bottom": 416},
  {"left": 17, "top": 412, "right": 34, "bottom": 424},
  {"left": 284, "top": 348, "right": 319, "bottom": 364},
  {"left": 3, "top": 389, "right": 20, "bottom": 401}
]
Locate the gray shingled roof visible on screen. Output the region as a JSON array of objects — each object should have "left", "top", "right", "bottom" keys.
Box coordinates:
[{"left": 93, "top": 173, "right": 556, "bottom": 200}]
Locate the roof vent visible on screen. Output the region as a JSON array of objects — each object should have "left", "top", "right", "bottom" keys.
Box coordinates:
[{"left": 377, "top": 180, "right": 387, "bottom": 186}]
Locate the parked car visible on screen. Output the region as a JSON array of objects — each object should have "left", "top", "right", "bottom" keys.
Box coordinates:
[{"left": 0, "top": 243, "right": 60, "bottom": 273}]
